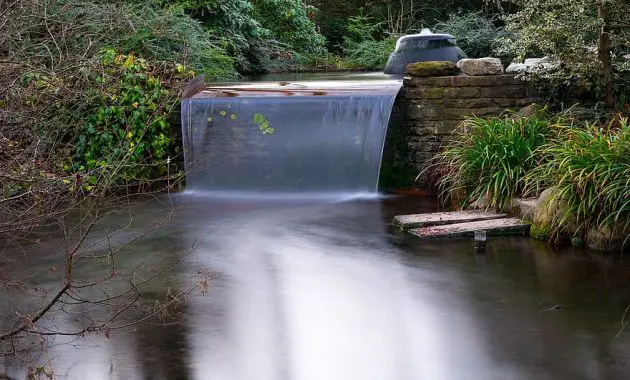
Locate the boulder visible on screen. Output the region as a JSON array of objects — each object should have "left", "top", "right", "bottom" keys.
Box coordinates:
[
  {"left": 405, "top": 61, "right": 459, "bottom": 77},
  {"left": 587, "top": 225, "right": 629, "bottom": 251},
  {"left": 456, "top": 57, "right": 504, "bottom": 76},
  {"left": 513, "top": 198, "right": 538, "bottom": 221},
  {"left": 517, "top": 103, "right": 542, "bottom": 118},
  {"left": 530, "top": 188, "right": 558, "bottom": 241},
  {"left": 506, "top": 57, "right": 550, "bottom": 74}
]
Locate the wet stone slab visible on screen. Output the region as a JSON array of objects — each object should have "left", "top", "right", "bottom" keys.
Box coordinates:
[
  {"left": 393, "top": 211, "right": 508, "bottom": 230},
  {"left": 408, "top": 218, "right": 530, "bottom": 239}
]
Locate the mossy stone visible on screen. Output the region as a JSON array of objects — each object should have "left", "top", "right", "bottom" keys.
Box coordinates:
[
  {"left": 405, "top": 61, "right": 459, "bottom": 77},
  {"left": 530, "top": 222, "right": 551, "bottom": 241}
]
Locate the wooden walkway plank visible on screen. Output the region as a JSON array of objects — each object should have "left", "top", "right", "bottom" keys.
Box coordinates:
[
  {"left": 407, "top": 218, "right": 530, "bottom": 239},
  {"left": 393, "top": 211, "right": 508, "bottom": 230}
]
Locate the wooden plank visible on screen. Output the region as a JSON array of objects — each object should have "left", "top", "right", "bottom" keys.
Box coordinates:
[
  {"left": 407, "top": 218, "right": 530, "bottom": 239},
  {"left": 393, "top": 211, "right": 507, "bottom": 230}
]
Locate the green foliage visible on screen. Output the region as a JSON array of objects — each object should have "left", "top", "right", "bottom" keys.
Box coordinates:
[
  {"left": 530, "top": 222, "right": 552, "bottom": 241},
  {"left": 434, "top": 12, "right": 507, "bottom": 59},
  {"left": 432, "top": 114, "right": 553, "bottom": 210},
  {"left": 253, "top": 0, "right": 326, "bottom": 55},
  {"left": 341, "top": 15, "right": 395, "bottom": 69},
  {"left": 158, "top": 0, "right": 327, "bottom": 73},
  {"left": 343, "top": 38, "right": 397, "bottom": 69},
  {"left": 345, "top": 14, "right": 386, "bottom": 43},
  {"left": 70, "top": 49, "right": 190, "bottom": 189},
  {"left": 8, "top": 1, "right": 236, "bottom": 80},
  {"left": 158, "top": 0, "right": 270, "bottom": 73},
  {"left": 111, "top": 4, "right": 236, "bottom": 79},
  {"left": 254, "top": 113, "right": 275, "bottom": 135},
  {"left": 495, "top": 0, "right": 630, "bottom": 101},
  {"left": 523, "top": 119, "right": 630, "bottom": 243}
]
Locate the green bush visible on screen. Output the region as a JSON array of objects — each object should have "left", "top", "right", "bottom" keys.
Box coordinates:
[
  {"left": 341, "top": 14, "right": 395, "bottom": 69},
  {"left": 343, "top": 38, "right": 397, "bottom": 69},
  {"left": 157, "top": 0, "right": 265, "bottom": 74},
  {"left": 430, "top": 113, "right": 553, "bottom": 210},
  {"left": 9, "top": 1, "right": 236, "bottom": 80},
  {"left": 113, "top": 5, "right": 236, "bottom": 79},
  {"left": 253, "top": 0, "right": 326, "bottom": 55},
  {"left": 68, "top": 49, "right": 191, "bottom": 189},
  {"left": 434, "top": 12, "right": 507, "bottom": 59},
  {"left": 495, "top": 0, "right": 630, "bottom": 107},
  {"left": 523, "top": 119, "right": 630, "bottom": 244},
  {"left": 157, "top": 0, "right": 327, "bottom": 73}
]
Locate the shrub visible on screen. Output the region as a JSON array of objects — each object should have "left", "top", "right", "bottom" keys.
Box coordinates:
[
  {"left": 112, "top": 5, "right": 236, "bottom": 79},
  {"left": 339, "top": 14, "right": 396, "bottom": 69},
  {"left": 157, "top": 0, "right": 266, "bottom": 73},
  {"left": 253, "top": 0, "right": 326, "bottom": 55},
  {"left": 430, "top": 113, "right": 553, "bottom": 210},
  {"left": 343, "top": 37, "right": 397, "bottom": 69},
  {"left": 434, "top": 12, "right": 507, "bottom": 59},
  {"left": 6, "top": 1, "right": 236, "bottom": 80},
  {"left": 523, "top": 119, "right": 630, "bottom": 245},
  {"left": 495, "top": 0, "right": 630, "bottom": 107},
  {"left": 67, "top": 49, "right": 191, "bottom": 190}
]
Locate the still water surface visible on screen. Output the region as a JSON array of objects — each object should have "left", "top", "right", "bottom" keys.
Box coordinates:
[{"left": 3, "top": 194, "right": 630, "bottom": 379}]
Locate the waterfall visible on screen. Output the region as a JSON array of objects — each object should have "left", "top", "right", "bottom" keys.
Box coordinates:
[{"left": 181, "top": 80, "right": 401, "bottom": 197}]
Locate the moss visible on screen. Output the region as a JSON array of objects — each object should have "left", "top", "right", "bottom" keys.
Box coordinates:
[
  {"left": 530, "top": 222, "right": 551, "bottom": 241},
  {"left": 405, "top": 61, "right": 459, "bottom": 77}
]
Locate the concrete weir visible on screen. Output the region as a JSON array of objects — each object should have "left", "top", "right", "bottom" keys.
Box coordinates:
[{"left": 393, "top": 211, "right": 530, "bottom": 239}]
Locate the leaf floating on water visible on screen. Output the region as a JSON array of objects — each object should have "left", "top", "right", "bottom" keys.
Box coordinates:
[
  {"left": 253, "top": 113, "right": 265, "bottom": 124},
  {"left": 219, "top": 110, "right": 227, "bottom": 117},
  {"left": 230, "top": 114, "right": 237, "bottom": 120},
  {"left": 254, "top": 113, "right": 274, "bottom": 135}
]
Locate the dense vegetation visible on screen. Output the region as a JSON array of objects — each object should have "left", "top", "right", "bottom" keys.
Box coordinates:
[
  {"left": 430, "top": 113, "right": 629, "bottom": 250},
  {"left": 1, "top": 0, "right": 629, "bottom": 247},
  {"left": 432, "top": 113, "right": 553, "bottom": 211}
]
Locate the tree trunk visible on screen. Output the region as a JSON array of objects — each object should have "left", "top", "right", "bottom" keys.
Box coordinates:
[{"left": 597, "top": 6, "right": 615, "bottom": 108}]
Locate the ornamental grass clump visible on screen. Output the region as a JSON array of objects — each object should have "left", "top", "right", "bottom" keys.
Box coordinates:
[
  {"left": 430, "top": 113, "right": 553, "bottom": 210},
  {"left": 523, "top": 119, "right": 630, "bottom": 247}
]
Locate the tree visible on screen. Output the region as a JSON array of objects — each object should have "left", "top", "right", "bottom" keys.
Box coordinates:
[
  {"left": 496, "top": 0, "right": 630, "bottom": 107},
  {"left": 253, "top": 0, "right": 326, "bottom": 55}
]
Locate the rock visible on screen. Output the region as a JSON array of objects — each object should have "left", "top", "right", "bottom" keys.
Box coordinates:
[
  {"left": 530, "top": 188, "right": 558, "bottom": 241},
  {"left": 513, "top": 198, "right": 538, "bottom": 221},
  {"left": 587, "top": 226, "right": 628, "bottom": 251},
  {"left": 456, "top": 57, "right": 504, "bottom": 76},
  {"left": 405, "top": 61, "right": 459, "bottom": 77},
  {"left": 506, "top": 57, "right": 550, "bottom": 74},
  {"left": 517, "top": 103, "right": 542, "bottom": 118}
]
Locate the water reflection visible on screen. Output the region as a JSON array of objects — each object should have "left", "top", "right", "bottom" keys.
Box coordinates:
[{"left": 3, "top": 196, "right": 630, "bottom": 379}]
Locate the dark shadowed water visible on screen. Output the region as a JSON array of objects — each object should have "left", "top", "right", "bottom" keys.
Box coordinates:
[{"left": 3, "top": 195, "right": 630, "bottom": 379}]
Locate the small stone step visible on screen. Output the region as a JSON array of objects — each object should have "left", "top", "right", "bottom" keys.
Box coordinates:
[
  {"left": 393, "top": 211, "right": 508, "bottom": 230},
  {"left": 408, "top": 218, "right": 530, "bottom": 239}
]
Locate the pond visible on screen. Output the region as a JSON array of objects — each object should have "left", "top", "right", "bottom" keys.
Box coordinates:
[
  {"left": 2, "top": 194, "right": 630, "bottom": 380},
  {"left": 2, "top": 71, "right": 630, "bottom": 379}
]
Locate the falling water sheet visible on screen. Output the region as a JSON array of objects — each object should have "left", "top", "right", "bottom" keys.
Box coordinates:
[{"left": 181, "top": 80, "right": 402, "bottom": 196}]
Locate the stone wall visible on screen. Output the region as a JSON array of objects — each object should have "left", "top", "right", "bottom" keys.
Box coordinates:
[{"left": 380, "top": 75, "right": 538, "bottom": 189}]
